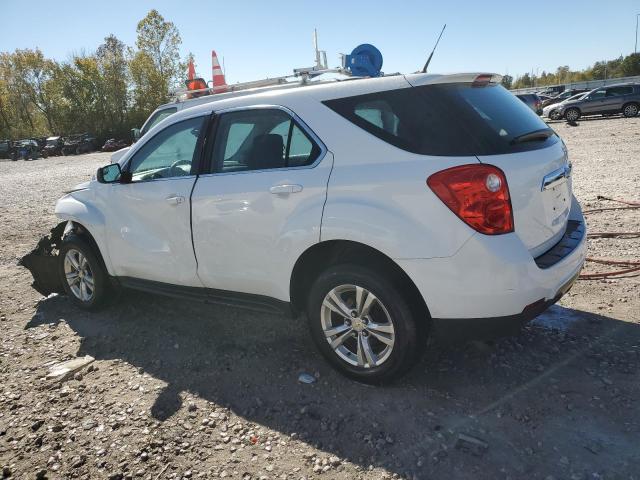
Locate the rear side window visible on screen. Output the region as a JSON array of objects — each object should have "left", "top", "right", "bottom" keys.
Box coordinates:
[
  {"left": 605, "top": 86, "right": 634, "bottom": 96},
  {"left": 209, "top": 109, "right": 321, "bottom": 173},
  {"left": 323, "top": 83, "right": 557, "bottom": 156}
]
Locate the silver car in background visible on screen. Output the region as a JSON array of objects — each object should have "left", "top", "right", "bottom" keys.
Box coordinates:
[
  {"left": 542, "top": 92, "right": 588, "bottom": 120},
  {"left": 556, "top": 84, "right": 640, "bottom": 121}
]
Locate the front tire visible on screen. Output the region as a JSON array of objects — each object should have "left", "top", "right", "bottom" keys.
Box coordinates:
[
  {"left": 622, "top": 102, "right": 639, "bottom": 118},
  {"left": 549, "top": 110, "right": 561, "bottom": 120},
  {"left": 59, "top": 235, "right": 111, "bottom": 311},
  {"left": 306, "top": 264, "right": 423, "bottom": 384},
  {"left": 564, "top": 108, "right": 580, "bottom": 122}
]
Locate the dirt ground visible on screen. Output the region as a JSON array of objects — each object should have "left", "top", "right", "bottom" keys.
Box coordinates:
[{"left": 1, "top": 116, "right": 639, "bottom": 480}]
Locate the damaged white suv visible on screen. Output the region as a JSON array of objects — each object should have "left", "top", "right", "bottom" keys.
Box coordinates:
[{"left": 25, "top": 73, "right": 586, "bottom": 383}]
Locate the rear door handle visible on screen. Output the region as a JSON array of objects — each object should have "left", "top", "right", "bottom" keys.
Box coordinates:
[
  {"left": 269, "top": 184, "right": 303, "bottom": 194},
  {"left": 166, "top": 194, "right": 185, "bottom": 205}
]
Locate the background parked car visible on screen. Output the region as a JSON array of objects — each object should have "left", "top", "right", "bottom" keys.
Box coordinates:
[
  {"left": 556, "top": 84, "right": 640, "bottom": 121},
  {"left": 101, "top": 138, "right": 129, "bottom": 152},
  {"left": 61, "top": 133, "right": 96, "bottom": 155},
  {"left": 43, "top": 136, "right": 64, "bottom": 156},
  {"left": 541, "top": 89, "right": 589, "bottom": 108},
  {"left": 15, "top": 139, "right": 41, "bottom": 160},
  {"left": 0, "top": 139, "right": 16, "bottom": 160},
  {"left": 515, "top": 93, "right": 543, "bottom": 115},
  {"left": 542, "top": 92, "right": 589, "bottom": 120}
]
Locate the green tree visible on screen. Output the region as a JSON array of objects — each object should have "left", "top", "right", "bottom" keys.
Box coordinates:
[
  {"left": 135, "top": 9, "right": 183, "bottom": 89},
  {"left": 620, "top": 53, "right": 640, "bottom": 76},
  {"left": 96, "top": 35, "right": 129, "bottom": 136},
  {"left": 501, "top": 74, "right": 513, "bottom": 89}
]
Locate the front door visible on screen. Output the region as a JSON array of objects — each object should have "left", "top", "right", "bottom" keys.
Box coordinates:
[
  {"left": 191, "top": 107, "right": 332, "bottom": 300},
  {"left": 98, "top": 115, "right": 206, "bottom": 286}
]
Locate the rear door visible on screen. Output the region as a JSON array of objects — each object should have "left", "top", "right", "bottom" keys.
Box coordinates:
[
  {"left": 191, "top": 106, "right": 332, "bottom": 300},
  {"left": 600, "top": 86, "right": 634, "bottom": 113}
]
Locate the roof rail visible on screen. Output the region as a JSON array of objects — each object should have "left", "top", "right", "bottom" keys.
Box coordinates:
[{"left": 169, "top": 67, "right": 353, "bottom": 103}]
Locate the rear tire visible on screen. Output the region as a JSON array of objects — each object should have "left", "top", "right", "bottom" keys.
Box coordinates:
[
  {"left": 622, "top": 102, "right": 639, "bottom": 118},
  {"left": 564, "top": 108, "right": 580, "bottom": 122},
  {"left": 306, "top": 264, "right": 423, "bottom": 384},
  {"left": 58, "top": 234, "right": 111, "bottom": 311}
]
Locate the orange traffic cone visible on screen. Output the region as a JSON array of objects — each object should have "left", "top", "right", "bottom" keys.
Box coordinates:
[
  {"left": 187, "top": 59, "right": 196, "bottom": 81},
  {"left": 211, "top": 50, "right": 228, "bottom": 93}
]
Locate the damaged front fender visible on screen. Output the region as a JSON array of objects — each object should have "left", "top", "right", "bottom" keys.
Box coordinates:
[{"left": 19, "top": 222, "right": 68, "bottom": 296}]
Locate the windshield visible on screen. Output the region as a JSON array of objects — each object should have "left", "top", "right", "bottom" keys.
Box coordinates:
[
  {"left": 141, "top": 107, "right": 178, "bottom": 136},
  {"left": 323, "top": 83, "right": 555, "bottom": 156}
]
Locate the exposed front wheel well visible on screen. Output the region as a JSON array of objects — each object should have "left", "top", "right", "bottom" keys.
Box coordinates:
[
  {"left": 66, "top": 221, "right": 109, "bottom": 274},
  {"left": 289, "top": 240, "right": 430, "bottom": 327}
]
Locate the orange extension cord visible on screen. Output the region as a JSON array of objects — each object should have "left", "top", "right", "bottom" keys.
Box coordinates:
[{"left": 579, "top": 196, "right": 640, "bottom": 280}]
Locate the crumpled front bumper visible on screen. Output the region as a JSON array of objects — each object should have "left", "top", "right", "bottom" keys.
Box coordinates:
[{"left": 19, "top": 222, "right": 66, "bottom": 296}]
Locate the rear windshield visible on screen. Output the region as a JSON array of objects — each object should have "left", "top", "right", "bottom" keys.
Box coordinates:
[{"left": 323, "top": 83, "right": 557, "bottom": 156}]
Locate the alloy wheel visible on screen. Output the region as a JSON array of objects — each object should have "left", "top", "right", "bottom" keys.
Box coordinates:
[
  {"left": 565, "top": 109, "right": 579, "bottom": 121},
  {"left": 64, "top": 249, "right": 95, "bottom": 302},
  {"left": 320, "top": 284, "right": 395, "bottom": 368},
  {"left": 624, "top": 104, "right": 638, "bottom": 117}
]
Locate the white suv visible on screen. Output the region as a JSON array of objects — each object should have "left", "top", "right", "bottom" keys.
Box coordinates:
[{"left": 50, "top": 73, "right": 586, "bottom": 383}]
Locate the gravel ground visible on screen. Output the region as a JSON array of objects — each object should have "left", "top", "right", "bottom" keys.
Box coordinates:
[{"left": 1, "top": 116, "right": 639, "bottom": 480}]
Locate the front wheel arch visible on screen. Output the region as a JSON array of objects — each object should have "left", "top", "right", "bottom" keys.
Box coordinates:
[
  {"left": 564, "top": 107, "right": 581, "bottom": 121},
  {"left": 65, "top": 221, "right": 110, "bottom": 276}
]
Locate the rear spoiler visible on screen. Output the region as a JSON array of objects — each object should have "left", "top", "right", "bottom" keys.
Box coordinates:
[{"left": 405, "top": 72, "right": 503, "bottom": 87}]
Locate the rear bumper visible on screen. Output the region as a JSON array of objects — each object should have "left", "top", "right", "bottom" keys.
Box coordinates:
[
  {"left": 397, "top": 198, "right": 586, "bottom": 334},
  {"left": 431, "top": 269, "right": 579, "bottom": 341}
]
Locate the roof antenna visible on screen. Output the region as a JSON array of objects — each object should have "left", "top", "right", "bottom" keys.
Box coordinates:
[{"left": 421, "top": 24, "right": 446, "bottom": 73}]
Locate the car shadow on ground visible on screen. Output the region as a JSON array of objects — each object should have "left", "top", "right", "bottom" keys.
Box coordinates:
[
  {"left": 26, "top": 291, "right": 640, "bottom": 478},
  {"left": 545, "top": 113, "right": 634, "bottom": 125}
]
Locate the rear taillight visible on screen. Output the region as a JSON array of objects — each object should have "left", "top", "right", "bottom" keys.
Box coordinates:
[{"left": 427, "top": 164, "right": 514, "bottom": 235}]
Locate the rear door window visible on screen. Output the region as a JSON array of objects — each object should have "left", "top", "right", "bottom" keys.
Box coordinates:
[
  {"left": 323, "top": 83, "right": 557, "bottom": 156},
  {"left": 209, "top": 109, "right": 321, "bottom": 173}
]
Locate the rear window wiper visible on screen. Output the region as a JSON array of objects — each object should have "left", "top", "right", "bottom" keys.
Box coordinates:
[{"left": 510, "top": 128, "right": 555, "bottom": 145}]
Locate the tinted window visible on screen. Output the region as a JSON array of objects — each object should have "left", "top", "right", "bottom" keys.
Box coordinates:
[
  {"left": 210, "top": 109, "right": 321, "bottom": 173},
  {"left": 323, "top": 83, "right": 557, "bottom": 156},
  {"left": 141, "top": 107, "right": 178, "bottom": 135},
  {"left": 128, "top": 116, "right": 204, "bottom": 181},
  {"left": 606, "top": 86, "right": 634, "bottom": 96},
  {"left": 588, "top": 90, "right": 606, "bottom": 100}
]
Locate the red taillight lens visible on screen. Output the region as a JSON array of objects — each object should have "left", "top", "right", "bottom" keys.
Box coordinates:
[{"left": 427, "top": 164, "right": 514, "bottom": 235}]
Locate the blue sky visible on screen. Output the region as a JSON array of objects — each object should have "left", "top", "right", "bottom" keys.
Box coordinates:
[{"left": 2, "top": 0, "right": 639, "bottom": 83}]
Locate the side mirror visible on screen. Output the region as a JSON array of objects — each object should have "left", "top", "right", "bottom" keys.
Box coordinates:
[
  {"left": 131, "top": 128, "right": 141, "bottom": 142},
  {"left": 97, "top": 163, "right": 122, "bottom": 184}
]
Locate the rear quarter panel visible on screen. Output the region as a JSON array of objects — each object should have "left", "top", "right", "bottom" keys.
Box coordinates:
[{"left": 309, "top": 109, "right": 478, "bottom": 260}]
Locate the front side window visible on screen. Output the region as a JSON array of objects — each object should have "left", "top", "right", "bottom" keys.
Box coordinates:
[
  {"left": 209, "top": 108, "right": 321, "bottom": 173},
  {"left": 588, "top": 90, "right": 606, "bottom": 100},
  {"left": 128, "top": 116, "right": 204, "bottom": 182}
]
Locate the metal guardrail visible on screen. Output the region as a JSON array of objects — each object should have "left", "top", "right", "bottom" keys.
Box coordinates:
[{"left": 511, "top": 75, "right": 640, "bottom": 94}]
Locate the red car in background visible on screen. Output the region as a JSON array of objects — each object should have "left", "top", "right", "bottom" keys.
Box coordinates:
[{"left": 101, "top": 138, "right": 129, "bottom": 152}]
